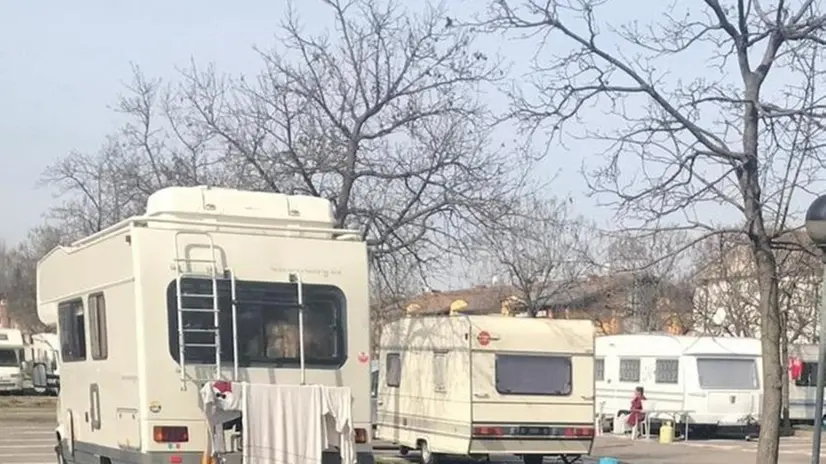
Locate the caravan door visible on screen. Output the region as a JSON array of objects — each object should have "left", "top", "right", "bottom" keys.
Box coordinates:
[{"left": 694, "top": 356, "right": 761, "bottom": 424}]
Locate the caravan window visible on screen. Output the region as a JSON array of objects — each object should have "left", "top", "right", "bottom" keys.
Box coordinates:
[
  {"left": 655, "top": 359, "right": 679, "bottom": 384},
  {"left": 594, "top": 358, "right": 605, "bottom": 381},
  {"left": 619, "top": 358, "right": 640, "bottom": 382},
  {"left": 697, "top": 358, "right": 759, "bottom": 390},
  {"left": 433, "top": 351, "right": 447, "bottom": 392},
  {"left": 58, "top": 299, "right": 86, "bottom": 362},
  {"left": 0, "top": 349, "right": 18, "bottom": 367},
  {"left": 88, "top": 293, "right": 108, "bottom": 361},
  {"left": 495, "top": 354, "right": 572, "bottom": 396},
  {"left": 166, "top": 278, "right": 346, "bottom": 367},
  {"left": 386, "top": 353, "right": 401, "bottom": 387},
  {"left": 794, "top": 362, "right": 817, "bottom": 387}
]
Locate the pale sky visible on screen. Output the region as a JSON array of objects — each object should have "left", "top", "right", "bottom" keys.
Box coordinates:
[{"left": 0, "top": 0, "right": 819, "bottom": 248}]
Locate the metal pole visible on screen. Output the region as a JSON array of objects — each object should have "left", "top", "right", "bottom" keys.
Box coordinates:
[{"left": 811, "top": 261, "right": 826, "bottom": 463}]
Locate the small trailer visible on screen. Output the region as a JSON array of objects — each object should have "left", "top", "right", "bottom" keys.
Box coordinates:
[
  {"left": 26, "top": 332, "right": 61, "bottom": 395},
  {"left": 594, "top": 334, "right": 762, "bottom": 436},
  {"left": 38, "top": 185, "right": 375, "bottom": 464},
  {"left": 787, "top": 343, "right": 823, "bottom": 423},
  {"left": 0, "top": 328, "right": 25, "bottom": 394},
  {"left": 375, "top": 314, "right": 596, "bottom": 464}
]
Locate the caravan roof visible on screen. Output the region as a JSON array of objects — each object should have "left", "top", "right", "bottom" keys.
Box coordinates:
[{"left": 596, "top": 333, "right": 761, "bottom": 357}]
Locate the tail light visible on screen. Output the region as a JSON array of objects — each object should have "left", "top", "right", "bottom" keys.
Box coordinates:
[
  {"left": 354, "top": 428, "right": 368, "bottom": 443},
  {"left": 473, "top": 426, "right": 505, "bottom": 437},
  {"left": 564, "top": 427, "right": 595, "bottom": 438},
  {"left": 153, "top": 426, "right": 189, "bottom": 443}
]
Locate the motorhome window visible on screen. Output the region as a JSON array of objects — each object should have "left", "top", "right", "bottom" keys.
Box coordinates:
[
  {"left": 795, "top": 362, "right": 817, "bottom": 387},
  {"left": 433, "top": 351, "right": 447, "bottom": 392},
  {"left": 386, "top": 353, "right": 401, "bottom": 387},
  {"left": 594, "top": 358, "right": 605, "bottom": 381},
  {"left": 0, "top": 349, "right": 18, "bottom": 367},
  {"left": 655, "top": 359, "right": 679, "bottom": 384},
  {"left": 166, "top": 278, "right": 346, "bottom": 367},
  {"left": 619, "top": 358, "right": 640, "bottom": 382},
  {"left": 88, "top": 293, "right": 108, "bottom": 361},
  {"left": 495, "top": 354, "right": 572, "bottom": 396},
  {"left": 697, "top": 358, "right": 759, "bottom": 389},
  {"left": 58, "top": 299, "right": 86, "bottom": 362}
]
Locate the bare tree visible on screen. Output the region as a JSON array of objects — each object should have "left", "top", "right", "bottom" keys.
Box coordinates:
[
  {"left": 47, "top": 0, "right": 533, "bottom": 293},
  {"left": 489, "top": 0, "right": 826, "bottom": 459},
  {"left": 43, "top": 67, "right": 234, "bottom": 237},
  {"left": 0, "top": 225, "right": 66, "bottom": 330},
  {"left": 602, "top": 230, "right": 697, "bottom": 333},
  {"left": 472, "top": 196, "right": 595, "bottom": 316}
]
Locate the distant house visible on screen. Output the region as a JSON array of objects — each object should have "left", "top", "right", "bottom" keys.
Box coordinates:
[
  {"left": 693, "top": 230, "right": 821, "bottom": 343},
  {"left": 384, "top": 273, "right": 693, "bottom": 338}
]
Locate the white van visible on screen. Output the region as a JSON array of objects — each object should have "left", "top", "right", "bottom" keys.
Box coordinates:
[
  {"left": 0, "top": 328, "right": 24, "bottom": 393},
  {"left": 595, "top": 334, "right": 762, "bottom": 435},
  {"left": 376, "top": 315, "right": 595, "bottom": 464},
  {"left": 27, "top": 332, "right": 61, "bottom": 394}
]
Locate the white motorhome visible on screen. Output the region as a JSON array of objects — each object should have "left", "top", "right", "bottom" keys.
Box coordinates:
[
  {"left": 376, "top": 315, "right": 595, "bottom": 464},
  {"left": 37, "top": 186, "right": 374, "bottom": 464},
  {"left": 0, "top": 328, "right": 24, "bottom": 393},
  {"left": 787, "top": 344, "right": 822, "bottom": 423},
  {"left": 26, "top": 332, "right": 61, "bottom": 394},
  {"left": 595, "top": 334, "right": 762, "bottom": 435}
]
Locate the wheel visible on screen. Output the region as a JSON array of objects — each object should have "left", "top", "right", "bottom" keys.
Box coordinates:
[
  {"left": 399, "top": 445, "right": 410, "bottom": 456},
  {"left": 419, "top": 441, "right": 440, "bottom": 464},
  {"left": 522, "top": 455, "right": 544, "bottom": 464}
]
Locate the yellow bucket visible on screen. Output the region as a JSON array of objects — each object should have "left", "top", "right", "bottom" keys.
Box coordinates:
[{"left": 659, "top": 421, "right": 674, "bottom": 444}]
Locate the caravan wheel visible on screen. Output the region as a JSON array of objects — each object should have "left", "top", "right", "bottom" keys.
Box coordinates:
[{"left": 419, "top": 441, "right": 440, "bottom": 464}]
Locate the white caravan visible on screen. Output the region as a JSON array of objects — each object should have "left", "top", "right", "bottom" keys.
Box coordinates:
[
  {"left": 0, "top": 328, "right": 24, "bottom": 393},
  {"left": 595, "top": 334, "right": 762, "bottom": 435},
  {"left": 376, "top": 315, "right": 595, "bottom": 464},
  {"left": 26, "top": 332, "right": 61, "bottom": 394},
  {"left": 787, "top": 344, "right": 822, "bottom": 423},
  {"left": 37, "top": 186, "right": 374, "bottom": 464}
]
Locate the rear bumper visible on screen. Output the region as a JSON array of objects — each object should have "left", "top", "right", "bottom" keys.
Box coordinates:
[
  {"left": 60, "top": 443, "right": 375, "bottom": 464},
  {"left": 469, "top": 438, "right": 592, "bottom": 456}
]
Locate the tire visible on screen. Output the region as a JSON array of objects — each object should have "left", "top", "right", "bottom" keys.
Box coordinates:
[
  {"left": 522, "top": 455, "right": 544, "bottom": 464},
  {"left": 419, "top": 441, "right": 440, "bottom": 464},
  {"left": 399, "top": 445, "right": 410, "bottom": 456}
]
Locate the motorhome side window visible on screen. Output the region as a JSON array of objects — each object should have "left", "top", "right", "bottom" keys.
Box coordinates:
[
  {"left": 594, "top": 358, "right": 604, "bottom": 381},
  {"left": 433, "top": 351, "right": 447, "bottom": 392},
  {"left": 386, "top": 353, "right": 401, "bottom": 388},
  {"left": 619, "top": 358, "right": 640, "bottom": 382},
  {"left": 655, "top": 359, "right": 679, "bottom": 384},
  {"left": 697, "top": 357, "right": 759, "bottom": 389},
  {"left": 58, "top": 299, "right": 86, "bottom": 362},
  {"left": 495, "top": 354, "right": 572, "bottom": 396},
  {"left": 795, "top": 362, "right": 817, "bottom": 387},
  {"left": 88, "top": 293, "right": 108, "bottom": 360},
  {"left": 166, "top": 278, "right": 346, "bottom": 366}
]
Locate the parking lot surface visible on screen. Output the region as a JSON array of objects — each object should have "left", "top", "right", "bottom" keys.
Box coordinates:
[{"left": 4, "top": 412, "right": 824, "bottom": 464}]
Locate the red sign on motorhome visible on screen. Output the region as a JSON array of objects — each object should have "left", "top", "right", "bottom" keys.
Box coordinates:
[{"left": 477, "top": 331, "right": 491, "bottom": 346}]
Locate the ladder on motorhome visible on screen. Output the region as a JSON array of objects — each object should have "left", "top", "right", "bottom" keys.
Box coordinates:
[{"left": 173, "top": 231, "right": 239, "bottom": 390}]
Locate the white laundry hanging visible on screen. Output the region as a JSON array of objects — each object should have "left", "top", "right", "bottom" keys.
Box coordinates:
[{"left": 200, "top": 381, "right": 357, "bottom": 464}]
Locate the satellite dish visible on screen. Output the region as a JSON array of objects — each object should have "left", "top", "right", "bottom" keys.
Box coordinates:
[{"left": 711, "top": 308, "right": 727, "bottom": 325}]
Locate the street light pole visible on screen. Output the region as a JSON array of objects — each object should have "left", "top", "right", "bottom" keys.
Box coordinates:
[
  {"left": 805, "top": 195, "right": 826, "bottom": 464},
  {"left": 812, "top": 264, "right": 826, "bottom": 464}
]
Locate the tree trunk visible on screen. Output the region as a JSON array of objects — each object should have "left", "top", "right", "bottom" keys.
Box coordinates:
[{"left": 755, "top": 245, "right": 782, "bottom": 464}]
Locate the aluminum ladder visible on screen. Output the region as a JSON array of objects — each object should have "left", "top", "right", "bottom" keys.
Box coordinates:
[{"left": 173, "top": 231, "right": 239, "bottom": 390}]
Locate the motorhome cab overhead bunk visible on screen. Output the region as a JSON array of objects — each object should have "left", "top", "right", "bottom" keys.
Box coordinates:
[
  {"left": 375, "top": 315, "right": 596, "bottom": 464},
  {"left": 37, "top": 186, "right": 374, "bottom": 464},
  {"left": 594, "top": 334, "right": 763, "bottom": 437}
]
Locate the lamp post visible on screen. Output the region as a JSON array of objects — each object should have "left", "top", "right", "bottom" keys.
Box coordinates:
[{"left": 805, "top": 195, "right": 826, "bottom": 464}]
